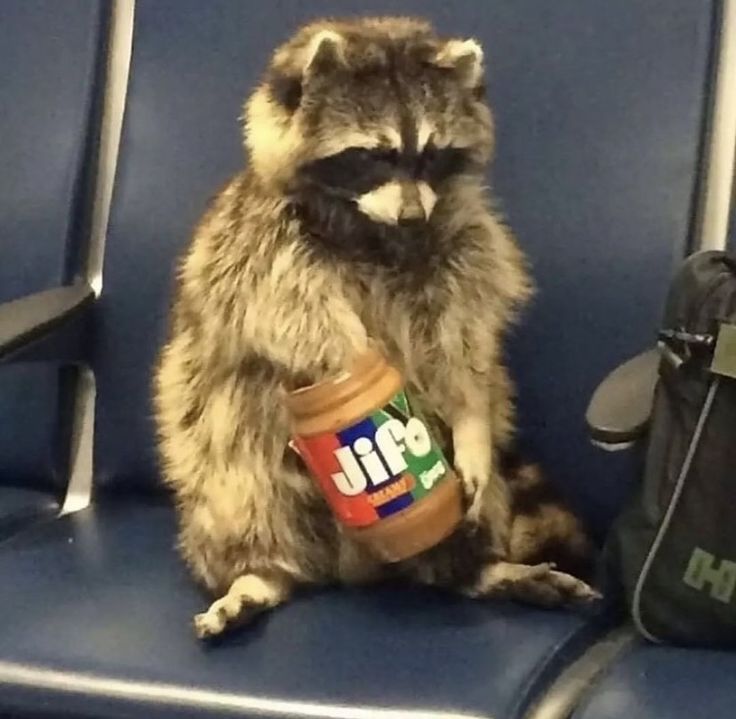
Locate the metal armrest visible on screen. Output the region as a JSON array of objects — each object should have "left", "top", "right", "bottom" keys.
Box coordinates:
[
  {"left": 0, "top": 282, "right": 95, "bottom": 362},
  {"left": 586, "top": 348, "right": 660, "bottom": 448}
]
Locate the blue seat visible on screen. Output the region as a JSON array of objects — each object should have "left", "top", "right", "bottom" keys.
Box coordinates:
[
  {"left": 0, "top": 1, "right": 719, "bottom": 717},
  {"left": 0, "top": 364, "right": 61, "bottom": 535},
  {"left": 0, "top": 501, "right": 607, "bottom": 719},
  {"left": 572, "top": 640, "right": 736, "bottom": 719},
  {"left": 0, "top": 0, "right": 107, "bottom": 530},
  {"left": 0, "top": 483, "right": 59, "bottom": 539}
]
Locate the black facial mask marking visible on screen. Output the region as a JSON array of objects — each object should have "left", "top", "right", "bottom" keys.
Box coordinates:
[
  {"left": 289, "top": 142, "right": 475, "bottom": 274},
  {"left": 419, "top": 146, "right": 474, "bottom": 186},
  {"left": 296, "top": 144, "right": 473, "bottom": 198},
  {"left": 290, "top": 189, "right": 442, "bottom": 276},
  {"left": 298, "top": 147, "right": 399, "bottom": 196}
]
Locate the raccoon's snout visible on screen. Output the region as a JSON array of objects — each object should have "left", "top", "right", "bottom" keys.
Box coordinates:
[
  {"left": 398, "top": 182, "right": 426, "bottom": 225},
  {"left": 357, "top": 180, "right": 436, "bottom": 226}
]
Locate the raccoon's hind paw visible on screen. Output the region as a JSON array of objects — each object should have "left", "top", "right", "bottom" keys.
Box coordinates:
[
  {"left": 464, "top": 561, "right": 602, "bottom": 608},
  {"left": 193, "top": 572, "right": 292, "bottom": 640}
]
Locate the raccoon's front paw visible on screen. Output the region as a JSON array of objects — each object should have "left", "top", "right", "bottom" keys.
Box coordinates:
[
  {"left": 452, "top": 415, "right": 493, "bottom": 522},
  {"left": 453, "top": 453, "right": 489, "bottom": 521}
]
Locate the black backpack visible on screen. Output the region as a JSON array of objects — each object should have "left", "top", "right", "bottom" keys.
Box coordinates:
[{"left": 589, "top": 250, "right": 736, "bottom": 646}]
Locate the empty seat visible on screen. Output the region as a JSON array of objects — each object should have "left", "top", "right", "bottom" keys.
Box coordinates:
[
  {"left": 0, "top": 0, "right": 108, "bottom": 533},
  {"left": 572, "top": 641, "right": 736, "bottom": 719}
]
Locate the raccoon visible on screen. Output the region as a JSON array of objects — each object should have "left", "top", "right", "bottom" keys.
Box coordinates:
[{"left": 153, "top": 16, "right": 597, "bottom": 639}]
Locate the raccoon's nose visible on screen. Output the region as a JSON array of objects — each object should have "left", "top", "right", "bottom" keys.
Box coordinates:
[{"left": 398, "top": 182, "right": 427, "bottom": 224}]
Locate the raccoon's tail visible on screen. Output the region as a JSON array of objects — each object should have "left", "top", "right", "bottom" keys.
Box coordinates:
[{"left": 500, "top": 452, "right": 596, "bottom": 582}]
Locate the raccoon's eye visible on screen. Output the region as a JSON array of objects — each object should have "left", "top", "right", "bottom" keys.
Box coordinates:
[
  {"left": 348, "top": 147, "right": 399, "bottom": 167},
  {"left": 339, "top": 147, "right": 394, "bottom": 166},
  {"left": 418, "top": 146, "right": 472, "bottom": 184},
  {"left": 415, "top": 144, "right": 439, "bottom": 178},
  {"left": 416, "top": 145, "right": 438, "bottom": 173},
  {"left": 348, "top": 148, "right": 375, "bottom": 163},
  {"left": 300, "top": 147, "right": 398, "bottom": 195},
  {"left": 373, "top": 148, "right": 400, "bottom": 166}
]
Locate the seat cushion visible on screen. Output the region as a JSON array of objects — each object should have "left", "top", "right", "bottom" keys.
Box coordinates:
[
  {"left": 0, "top": 365, "right": 61, "bottom": 489},
  {"left": 0, "top": 486, "right": 58, "bottom": 541},
  {"left": 572, "top": 640, "right": 736, "bottom": 719},
  {"left": 0, "top": 364, "right": 64, "bottom": 536},
  {"left": 0, "top": 500, "right": 608, "bottom": 719}
]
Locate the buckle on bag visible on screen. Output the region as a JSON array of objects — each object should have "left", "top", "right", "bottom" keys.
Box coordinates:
[{"left": 657, "top": 328, "right": 715, "bottom": 368}]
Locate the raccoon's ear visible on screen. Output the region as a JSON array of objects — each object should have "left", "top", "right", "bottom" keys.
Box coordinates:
[
  {"left": 268, "top": 72, "right": 303, "bottom": 112},
  {"left": 432, "top": 39, "right": 484, "bottom": 89},
  {"left": 304, "top": 30, "right": 345, "bottom": 76},
  {"left": 268, "top": 31, "right": 345, "bottom": 112}
]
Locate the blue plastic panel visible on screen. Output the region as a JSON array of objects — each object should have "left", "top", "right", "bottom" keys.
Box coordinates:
[{"left": 0, "top": 1, "right": 105, "bottom": 488}]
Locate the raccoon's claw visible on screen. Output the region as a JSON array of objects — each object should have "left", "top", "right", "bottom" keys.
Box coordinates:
[
  {"left": 193, "top": 573, "right": 292, "bottom": 640},
  {"left": 194, "top": 609, "right": 226, "bottom": 640},
  {"left": 543, "top": 568, "right": 602, "bottom": 606},
  {"left": 453, "top": 464, "right": 487, "bottom": 521},
  {"left": 461, "top": 478, "right": 484, "bottom": 520},
  {"left": 193, "top": 593, "right": 251, "bottom": 639}
]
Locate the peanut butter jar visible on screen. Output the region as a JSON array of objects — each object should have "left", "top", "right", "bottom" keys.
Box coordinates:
[{"left": 287, "top": 348, "right": 463, "bottom": 562}]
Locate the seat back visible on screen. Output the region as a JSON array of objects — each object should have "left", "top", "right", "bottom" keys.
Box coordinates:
[
  {"left": 99, "top": 1, "right": 714, "bottom": 536},
  {"left": 0, "top": 1, "right": 108, "bottom": 491},
  {"left": 495, "top": 3, "right": 716, "bottom": 532}
]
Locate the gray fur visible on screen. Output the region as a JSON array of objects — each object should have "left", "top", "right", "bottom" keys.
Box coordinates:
[{"left": 153, "top": 17, "right": 596, "bottom": 638}]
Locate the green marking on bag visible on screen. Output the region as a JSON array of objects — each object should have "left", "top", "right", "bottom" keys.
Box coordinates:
[{"left": 683, "top": 547, "right": 736, "bottom": 604}]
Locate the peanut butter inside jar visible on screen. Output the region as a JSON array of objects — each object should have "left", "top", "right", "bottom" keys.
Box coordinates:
[{"left": 286, "top": 349, "right": 463, "bottom": 562}]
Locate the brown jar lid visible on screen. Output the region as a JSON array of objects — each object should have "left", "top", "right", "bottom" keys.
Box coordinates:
[{"left": 287, "top": 348, "right": 403, "bottom": 437}]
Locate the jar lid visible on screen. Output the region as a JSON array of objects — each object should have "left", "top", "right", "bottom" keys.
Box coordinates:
[{"left": 286, "top": 348, "right": 394, "bottom": 420}]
